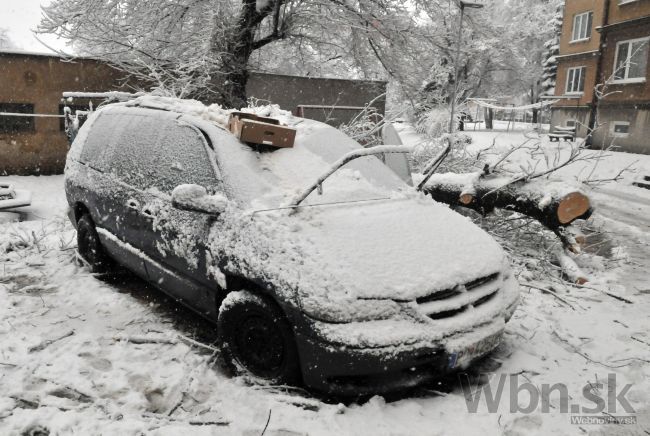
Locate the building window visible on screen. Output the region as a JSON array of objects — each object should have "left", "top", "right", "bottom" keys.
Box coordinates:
[
  {"left": 614, "top": 37, "right": 649, "bottom": 83},
  {"left": 0, "top": 103, "right": 35, "bottom": 133},
  {"left": 566, "top": 67, "right": 586, "bottom": 94},
  {"left": 571, "top": 12, "right": 593, "bottom": 42},
  {"left": 566, "top": 119, "right": 577, "bottom": 127},
  {"left": 610, "top": 121, "right": 630, "bottom": 138}
]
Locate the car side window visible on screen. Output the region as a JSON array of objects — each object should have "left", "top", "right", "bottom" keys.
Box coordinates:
[
  {"left": 109, "top": 114, "right": 219, "bottom": 195},
  {"left": 79, "top": 112, "right": 122, "bottom": 171}
]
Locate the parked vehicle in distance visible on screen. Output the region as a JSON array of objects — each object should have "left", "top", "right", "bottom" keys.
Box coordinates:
[{"left": 64, "top": 96, "right": 520, "bottom": 395}]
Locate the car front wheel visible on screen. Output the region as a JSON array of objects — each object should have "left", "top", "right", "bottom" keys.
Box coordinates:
[
  {"left": 217, "top": 290, "right": 301, "bottom": 385},
  {"left": 77, "top": 214, "right": 112, "bottom": 273}
]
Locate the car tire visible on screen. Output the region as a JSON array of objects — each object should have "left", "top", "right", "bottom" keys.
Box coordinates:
[
  {"left": 217, "top": 290, "right": 301, "bottom": 386},
  {"left": 77, "top": 214, "right": 112, "bottom": 273}
]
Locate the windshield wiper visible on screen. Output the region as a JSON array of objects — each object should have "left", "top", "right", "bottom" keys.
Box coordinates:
[
  {"left": 415, "top": 136, "right": 452, "bottom": 192},
  {"left": 287, "top": 145, "right": 414, "bottom": 211}
]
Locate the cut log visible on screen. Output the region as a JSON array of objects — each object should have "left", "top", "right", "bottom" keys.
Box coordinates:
[
  {"left": 423, "top": 173, "right": 593, "bottom": 233},
  {"left": 555, "top": 250, "right": 589, "bottom": 285},
  {"left": 557, "top": 192, "right": 591, "bottom": 225}
]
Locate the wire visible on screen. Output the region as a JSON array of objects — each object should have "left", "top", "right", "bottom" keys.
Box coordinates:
[{"left": 0, "top": 112, "right": 64, "bottom": 118}]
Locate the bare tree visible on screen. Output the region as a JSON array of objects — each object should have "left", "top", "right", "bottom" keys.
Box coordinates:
[{"left": 38, "top": 0, "right": 414, "bottom": 108}]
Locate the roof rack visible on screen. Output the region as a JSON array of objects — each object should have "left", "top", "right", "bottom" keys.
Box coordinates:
[
  {"left": 62, "top": 91, "right": 145, "bottom": 102},
  {"left": 61, "top": 91, "right": 147, "bottom": 142}
]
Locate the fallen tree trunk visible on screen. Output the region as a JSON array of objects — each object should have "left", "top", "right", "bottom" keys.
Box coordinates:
[{"left": 424, "top": 172, "right": 593, "bottom": 242}]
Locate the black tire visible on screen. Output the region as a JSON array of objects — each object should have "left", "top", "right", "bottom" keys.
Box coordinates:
[
  {"left": 77, "top": 214, "right": 112, "bottom": 273},
  {"left": 217, "top": 290, "right": 301, "bottom": 385}
]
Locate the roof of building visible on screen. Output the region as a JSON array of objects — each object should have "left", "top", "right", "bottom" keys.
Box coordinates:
[
  {"left": 0, "top": 50, "right": 388, "bottom": 84},
  {"left": 0, "top": 49, "right": 74, "bottom": 58}
]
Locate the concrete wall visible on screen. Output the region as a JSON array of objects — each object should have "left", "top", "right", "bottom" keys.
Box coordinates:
[
  {"left": 550, "top": 106, "right": 591, "bottom": 137},
  {"left": 591, "top": 105, "right": 650, "bottom": 154}
]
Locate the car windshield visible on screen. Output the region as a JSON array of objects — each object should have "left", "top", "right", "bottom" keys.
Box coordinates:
[{"left": 209, "top": 119, "right": 409, "bottom": 210}]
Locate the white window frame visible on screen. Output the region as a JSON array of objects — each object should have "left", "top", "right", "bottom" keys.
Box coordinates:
[
  {"left": 618, "top": 0, "right": 639, "bottom": 5},
  {"left": 610, "top": 121, "right": 631, "bottom": 138},
  {"left": 613, "top": 36, "right": 649, "bottom": 84},
  {"left": 571, "top": 11, "right": 593, "bottom": 43},
  {"left": 565, "top": 66, "right": 587, "bottom": 94}
]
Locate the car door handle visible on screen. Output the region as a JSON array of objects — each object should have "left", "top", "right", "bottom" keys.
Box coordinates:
[
  {"left": 142, "top": 208, "right": 155, "bottom": 219},
  {"left": 126, "top": 199, "right": 140, "bottom": 213}
]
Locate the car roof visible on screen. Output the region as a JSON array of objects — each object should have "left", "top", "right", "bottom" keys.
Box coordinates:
[{"left": 90, "top": 96, "right": 406, "bottom": 209}]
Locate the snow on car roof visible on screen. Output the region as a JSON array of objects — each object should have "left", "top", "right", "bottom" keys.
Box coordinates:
[{"left": 115, "top": 95, "right": 408, "bottom": 209}]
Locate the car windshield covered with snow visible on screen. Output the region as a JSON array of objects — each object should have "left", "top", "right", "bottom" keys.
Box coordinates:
[{"left": 207, "top": 117, "right": 410, "bottom": 209}]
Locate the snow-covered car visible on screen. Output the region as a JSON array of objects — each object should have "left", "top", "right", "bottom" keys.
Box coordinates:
[{"left": 64, "top": 96, "right": 519, "bottom": 395}]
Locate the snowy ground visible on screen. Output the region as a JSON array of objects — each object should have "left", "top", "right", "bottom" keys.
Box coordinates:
[{"left": 1, "top": 127, "right": 650, "bottom": 435}]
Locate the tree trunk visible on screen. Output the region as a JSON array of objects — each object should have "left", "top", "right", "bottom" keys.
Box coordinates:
[
  {"left": 220, "top": 56, "right": 250, "bottom": 109},
  {"left": 216, "top": 14, "right": 256, "bottom": 109},
  {"left": 484, "top": 108, "right": 494, "bottom": 130},
  {"left": 423, "top": 173, "right": 593, "bottom": 231},
  {"left": 210, "top": 0, "right": 284, "bottom": 109}
]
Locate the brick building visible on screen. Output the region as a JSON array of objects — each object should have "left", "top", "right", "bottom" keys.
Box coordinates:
[
  {"left": 551, "top": 0, "right": 650, "bottom": 153},
  {"left": 0, "top": 50, "right": 387, "bottom": 175}
]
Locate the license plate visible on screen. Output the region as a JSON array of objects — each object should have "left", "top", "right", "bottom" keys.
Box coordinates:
[{"left": 448, "top": 331, "right": 503, "bottom": 369}]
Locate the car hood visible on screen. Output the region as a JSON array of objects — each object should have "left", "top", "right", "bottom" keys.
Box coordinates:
[
  {"left": 293, "top": 196, "right": 505, "bottom": 300},
  {"left": 210, "top": 195, "right": 505, "bottom": 318}
]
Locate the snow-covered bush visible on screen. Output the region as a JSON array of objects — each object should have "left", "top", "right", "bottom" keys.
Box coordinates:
[
  {"left": 415, "top": 106, "right": 450, "bottom": 138},
  {"left": 339, "top": 108, "right": 385, "bottom": 147},
  {"left": 409, "top": 133, "right": 475, "bottom": 175}
]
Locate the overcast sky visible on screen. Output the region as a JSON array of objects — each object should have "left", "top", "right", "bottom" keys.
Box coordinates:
[{"left": 0, "top": 0, "right": 68, "bottom": 53}]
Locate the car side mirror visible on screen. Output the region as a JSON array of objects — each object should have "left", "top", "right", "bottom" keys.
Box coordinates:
[{"left": 171, "top": 184, "right": 227, "bottom": 215}]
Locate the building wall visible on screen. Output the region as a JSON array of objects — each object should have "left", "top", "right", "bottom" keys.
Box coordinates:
[
  {"left": 554, "top": 54, "right": 601, "bottom": 105},
  {"left": 0, "top": 53, "right": 387, "bottom": 175},
  {"left": 596, "top": 3, "right": 650, "bottom": 153},
  {"left": 559, "top": 0, "right": 606, "bottom": 55},
  {"left": 552, "top": 0, "right": 650, "bottom": 153},
  {"left": 0, "top": 53, "right": 128, "bottom": 175},
  {"left": 599, "top": 21, "right": 650, "bottom": 103},
  {"left": 550, "top": 107, "right": 591, "bottom": 137},
  {"left": 554, "top": 0, "right": 605, "bottom": 111},
  {"left": 592, "top": 106, "right": 650, "bottom": 153},
  {"left": 247, "top": 72, "right": 387, "bottom": 125},
  {"left": 607, "top": 0, "right": 650, "bottom": 24}
]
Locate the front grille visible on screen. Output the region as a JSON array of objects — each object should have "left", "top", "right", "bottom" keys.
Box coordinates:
[
  {"left": 465, "top": 273, "right": 499, "bottom": 291},
  {"left": 417, "top": 273, "right": 500, "bottom": 320},
  {"left": 416, "top": 288, "right": 462, "bottom": 304},
  {"left": 428, "top": 306, "right": 467, "bottom": 320}
]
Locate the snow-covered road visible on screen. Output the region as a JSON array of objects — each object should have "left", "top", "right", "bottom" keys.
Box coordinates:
[{"left": 1, "top": 144, "right": 649, "bottom": 435}]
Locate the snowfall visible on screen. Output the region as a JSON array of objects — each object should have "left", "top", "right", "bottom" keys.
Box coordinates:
[{"left": 1, "top": 119, "right": 650, "bottom": 436}]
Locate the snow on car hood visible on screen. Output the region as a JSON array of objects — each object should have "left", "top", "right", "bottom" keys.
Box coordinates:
[
  {"left": 209, "top": 194, "right": 505, "bottom": 322},
  {"left": 291, "top": 196, "right": 505, "bottom": 300}
]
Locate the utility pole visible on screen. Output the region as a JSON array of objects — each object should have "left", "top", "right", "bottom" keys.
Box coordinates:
[{"left": 449, "top": 1, "right": 484, "bottom": 135}]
